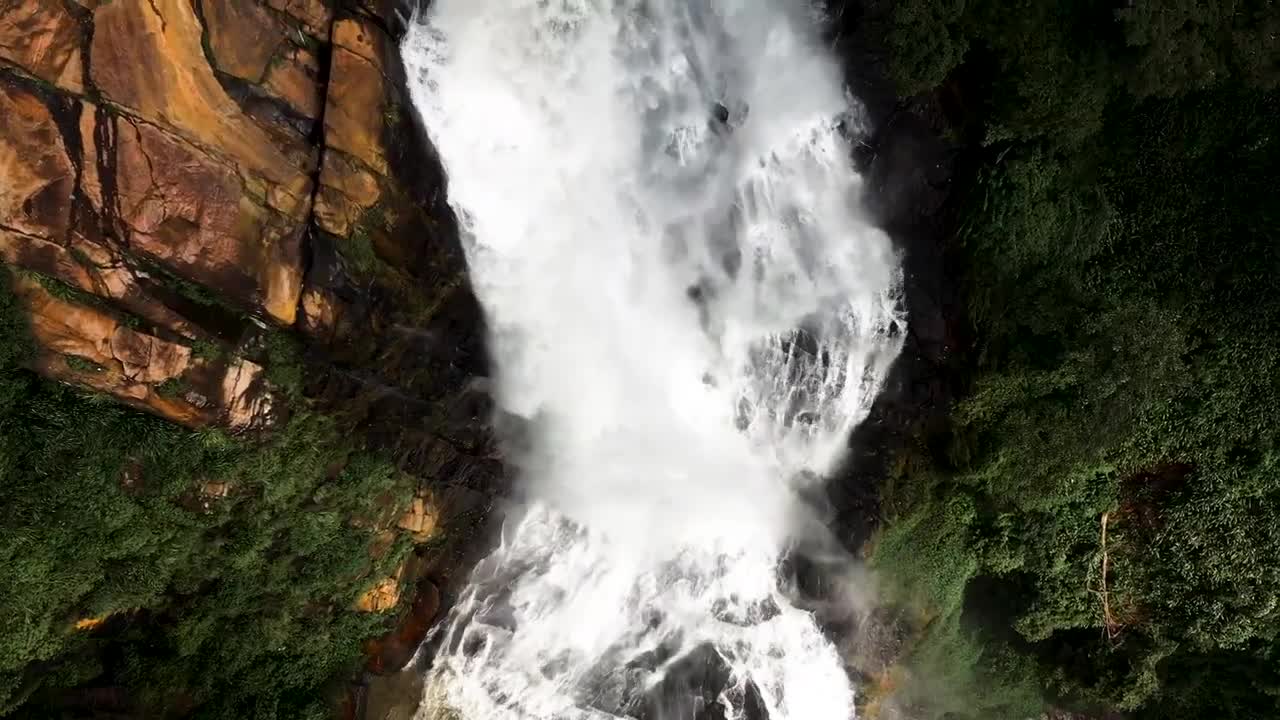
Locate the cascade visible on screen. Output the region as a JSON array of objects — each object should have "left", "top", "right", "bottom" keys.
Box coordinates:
[{"left": 403, "top": 2, "right": 903, "bottom": 717}]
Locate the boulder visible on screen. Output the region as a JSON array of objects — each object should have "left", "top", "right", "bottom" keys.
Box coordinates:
[
  {"left": 356, "top": 565, "right": 405, "bottom": 614},
  {"left": 396, "top": 495, "right": 442, "bottom": 543}
]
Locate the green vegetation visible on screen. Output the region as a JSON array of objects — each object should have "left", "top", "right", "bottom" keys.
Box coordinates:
[
  {"left": 190, "top": 338, "right": 227, "bottom": 362},
  {"left": 0, "top": 268, "right": 417, "bottom": 719},
  {"left": 153, "top": 376, "right": 189, "bottom": 397},
  {"left": 127, "top": 254, "right": 236, "bottom": 312},
  {"left": 873, "top": 2, "right": 1279, "bottom": 718},
  {"left": 345, "top": 205, "right": 393, "bottom": 279},
  {"left": 63, "top": 355, "right": 106, "bottom": 374},
  {"left": 24, "top": 271, "right": 108, "bottom": 312},
  {"left": 383, "top": 101, "right": 404, "bottom": 130},
  {"left": 262, "top": 330, "right": 308, "bottom": 403},
  {"left": 23, "top": 270, "right": 145, "bottom": 329}
]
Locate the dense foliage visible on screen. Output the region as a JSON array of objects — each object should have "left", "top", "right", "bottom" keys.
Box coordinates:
[
  {"left": 0, "top": 269, "right": 416, "bottom": 719},
  {"left": 872, "top": 1, "right": 1279, "bottom": 717}
]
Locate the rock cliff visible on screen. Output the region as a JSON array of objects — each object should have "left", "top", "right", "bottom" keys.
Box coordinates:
[{"left": 0, "top": 0, "right": 500, "bottom": 703}]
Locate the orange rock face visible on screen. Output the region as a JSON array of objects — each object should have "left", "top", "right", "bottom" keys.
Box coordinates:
[
  {"left": 0, "top": 2, "right": 84, "bottom": 93},
  {"left": 114, "top": 117, "right": 305, "bottom": 325},
  {"left": 0, "top": 0, "right": 466, "bottom": 372},
  {"left": 0, "top": 0, "right": 319, "bottom": 331},
  {"left": 0, "top": 0, "right": 337, "bottom": 425},
  {"left": 324, "top": 47, "right": 389, "bottom": 176},
  {"left": 267, "top": 0, "right": 335, "bottom": 40},
  {"left": 397, "top": 495, "right": 442, "bottom": 543},
  {"left": 356, "top": 565, "right": 405, "bottom": 613},
  {"left": 312, "top": 14, "right": 397, "bottom": 246},
  {"left": 13, "top": 275, "right": 276, "bottom": 431},
  {"left": 0, "top": 81, "right": 75, "bottom": 240},
  {"left": 202, "top": 0, "right": 286, "bottom": 83},
  {"left": 90, "top": 0, "right": 316, "bottom": 197},
  {"left": 264, "top": 45, "right": 326, "bottom": 120},
  {"left": 315, "top": 148, "right": 384, "bottom": 238}
]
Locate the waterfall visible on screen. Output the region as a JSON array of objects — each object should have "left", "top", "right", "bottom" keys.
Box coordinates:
[{"left": 402, "top": 1, "right": 903, "bottom": 718}]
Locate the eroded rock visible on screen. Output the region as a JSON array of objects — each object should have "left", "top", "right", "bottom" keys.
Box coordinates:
[
  {"left": 325, "top": 33, "right": 389, "bottom": 175},
  {"left": 13, "top": 274, "right": 277, "bottom": 431},
  {"left": 201, "top": 0, "right": 285, "bottom": 83},
  {"left": 90, "top": 0, "right": 316, "bottom": 202},
  {"left": 315, "top": 148, "right": 383, "bottom": 237},
  {"left": 114, "top": 116, "right": 304, "bottom": 325},
  {"left": 0, "top": 79, "right": 75, "bottom": 240},
  {"left": 0, "top": 2, "right": 314, "bottom": 334},
  {"left": 267, "top": 0, "right": 335, "bottom": 40},
  {"left": 396, "top": 494, "right": 442, "bottom": 543},
  {"left": 356, "top": 565, "right": 405, "bottom": 614},
  {"left": 264, "top": 45, "right": 326, "bottom": 120},
  {"left": 0, "top": 2, "right": 84, "bottom": 93},
  {"left": 0, "top": 231, "right": 209, "bottom": 342}
]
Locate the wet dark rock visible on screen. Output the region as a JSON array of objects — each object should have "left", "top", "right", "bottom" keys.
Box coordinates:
[
  {"left": 710, "top": 596, "right": 782, "bottom": 627},
  {"left": 816, "top": 0, "right": 965, "bottom": 556},
  {"left": 634, "top": 643, "right": 769, "bottom": 720},
  {"left": 364, "top": 580, "right": 444, "bottom": 675}
]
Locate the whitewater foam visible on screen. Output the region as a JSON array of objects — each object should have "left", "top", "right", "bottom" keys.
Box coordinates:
[{"left": 403, "top": 1, "right": 903, "bottom": 718}]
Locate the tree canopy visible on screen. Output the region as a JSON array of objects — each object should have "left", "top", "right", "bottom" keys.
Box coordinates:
[
  {"left": 872, "top": 1, "right": 1280, "bottom": 717},
  {"left": 0, "top": 268, "right": 416, "bottom": 719}
]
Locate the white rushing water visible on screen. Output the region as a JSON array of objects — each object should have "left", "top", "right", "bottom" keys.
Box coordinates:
[{"left": 403, "top": 2, "right": 903, "bottom": 718}]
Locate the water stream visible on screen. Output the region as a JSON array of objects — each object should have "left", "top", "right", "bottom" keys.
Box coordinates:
[{"left": 403, "top": 2, "right": 903, "bottom": 717}]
